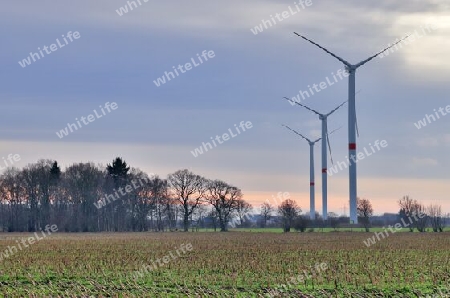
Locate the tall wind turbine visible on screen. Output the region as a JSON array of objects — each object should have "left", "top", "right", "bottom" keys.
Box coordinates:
[
  {"left": 284, "top": 99, "right": 346, "bottom": 221},
  {"left": 281, "top": 124, "right": 321, "bottom": 220},
  {"left": 293, "top": 33, "right": 408, "bottom": 224}
]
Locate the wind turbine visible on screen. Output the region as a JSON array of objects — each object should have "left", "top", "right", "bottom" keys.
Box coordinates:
[
  {"left": 293, "top": 33, "right": 408, "bottom": 224},
  {"left": 284, "top": 99, "right": 346, "bottom": 221},
  {"left": 281, "top": 124, "right": 320, "bottom": 220},
  {"left": 282, "top": 124, "right": 341, "bottom": 221}
]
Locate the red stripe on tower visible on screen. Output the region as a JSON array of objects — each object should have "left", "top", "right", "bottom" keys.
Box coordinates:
[
  {"left": 349, "top": 143, "right": 356, "bottom": 150},
  {"left": 310, "top": 182, "right": 314, "bottom": 186},
  {"left": 322, "top": 168, "right": 327, "bottom": 173}
]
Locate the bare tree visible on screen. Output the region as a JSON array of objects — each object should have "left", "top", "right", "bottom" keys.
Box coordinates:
[
  {"left": 0, "top": 168, "right": 26, "bottom": 232},
  {"left": 357, "top": 197, "right": 373, "bottom": 232},
  {"left": 428, "top": 204, "right": 444, "bottom": 232},
  {"left": 20, "top": 159, "right": 62, "bottom": 232},
  {"left": 206, "top": 180, "right": 242, "bottom": 232},
  {"left": 415, "top": 202, "right": 428, "bottom": 232},
  {"left": 192, "top": 205, "right": 208, "bottom": 231},
  {"left": 260, "top": 202, "right": 274, "bottom": 228},
  {"left": 236, "top": 199, "right": 252, "bottom": 227},
  {"left": 167, "top": 169, "right": 207, "bottom": 232},
  {"left": 398, "top": 195, "right": 418, "bottom": 232},
  {"left": 31, "top": 159, "right": 55, "bottom": 231},
  {"left": 127, "top": 169, "right": 156, "bottom": 232},
  {"left": 152, "top": 177, "right": 171, "bottom": 232},
  {"left": 207, "top": 208, "right": 220, "bottom": 232},
  {"left": 278, "top": 199, "right": 301, "bottom": 232},
  {"left": 64, "top": 163, "right": 105, "bottom": 232}
]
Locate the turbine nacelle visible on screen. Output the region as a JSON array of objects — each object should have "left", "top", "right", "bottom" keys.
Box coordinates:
[
  {"left": 281, "top": 124, "right": 320, "bottom": 145},
  {"left": 345, "top": 65, "right": 355, "bottom": 74}
]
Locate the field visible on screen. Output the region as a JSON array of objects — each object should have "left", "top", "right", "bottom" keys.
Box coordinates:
[
  {"left": 0, "top": 232, "right": 449, "bottom": 297},
  {"left": 229, "top": 227, "right": 450, "bottom": 233}
]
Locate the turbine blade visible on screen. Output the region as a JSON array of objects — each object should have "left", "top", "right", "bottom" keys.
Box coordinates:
[
  {"left": 283, "top": 97, "right": 321, "bottom": 116},
  {"left": 327, "top": 101, "right": 347, "bottom": 116},
  {"left": 355, "top": 35, "right": 410, "bottom": 68},
  {"left": 328, "top": 126, "right": 342, "bottom": 135},
  {"left": 281, "top": 124, "right": 311, "bottom": 142},
  {"left": 281, "top": 96, "right": 296, "bottom": 105},
  {"left": 326, "top": 131, "right": 334, "bottom": 164},
  {"left": 326, "top": 126, "right": 343, "bottom": 163},
  {"left": 354, "top": 92, "right": 360, "bottom": 137},
  {"left": 294, "top": 33, "right": 352, "bottom": 67}
]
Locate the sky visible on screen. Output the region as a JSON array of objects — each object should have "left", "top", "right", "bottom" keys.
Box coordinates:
[{"left": 1, "top": 0, "right": 450, "bottom": 215}]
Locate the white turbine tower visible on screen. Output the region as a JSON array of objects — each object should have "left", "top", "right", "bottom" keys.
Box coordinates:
[
  {"left": 293, "top": 33, "right": 408, "bottom": 224},
  {"left": 282, "top": 124, "right": 321, "bottom": 220},
  {"left": 284, "top": 98, "right": 346, "bottom": 221}
]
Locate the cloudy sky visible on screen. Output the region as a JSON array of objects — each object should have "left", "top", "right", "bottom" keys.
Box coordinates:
[{"left": 1, "top": 0, "right": 450, "bottom": 215}]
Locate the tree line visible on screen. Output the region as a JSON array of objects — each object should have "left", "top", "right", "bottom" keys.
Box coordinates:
[
  {"left": 0, "top": 157, "right": 447, "bottom": 233},
  {"left": 260, "top": 197, "right": 448, "bottom": 233},
  {"left": 0, "top": 157, "right": 252, "bottom": 232}
]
